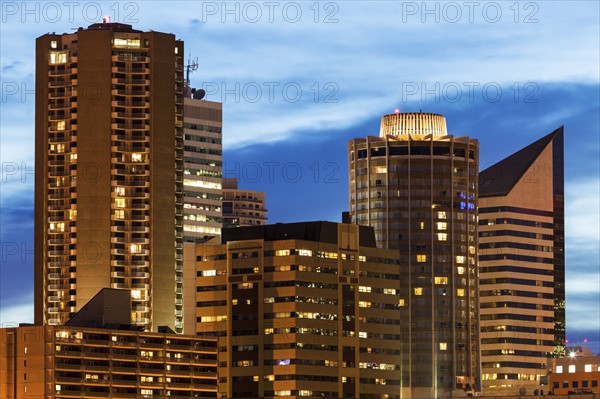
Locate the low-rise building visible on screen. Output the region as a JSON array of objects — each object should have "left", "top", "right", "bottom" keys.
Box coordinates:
[
  {"left": 0, "top": 289, "right": 218, "bottom": 399},
  {"left": 548, "top": 347, "right": 600, "bottom": 395}
]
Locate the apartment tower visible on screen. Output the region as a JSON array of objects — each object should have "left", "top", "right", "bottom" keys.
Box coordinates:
[
  {"left": 478, "top": 127, "right": 565, "bottom": 394},
  {"left": 183, "top": 91, "right": 223, "bottom": 242},
  {"left": 35, "top": 23, "right": 184, "bottom": 332},
  {"left": 222, "top": 178, "right": 267, "bottom": 228},
  {"left": 348, "top": 112, "right": 481, "bottom": 398}
]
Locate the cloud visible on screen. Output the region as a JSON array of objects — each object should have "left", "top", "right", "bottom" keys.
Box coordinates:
[{"left": 0, "top": 299, "right": 34, "bottom": 326}]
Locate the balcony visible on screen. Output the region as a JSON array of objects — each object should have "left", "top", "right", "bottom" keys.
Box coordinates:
[
  {"left": 49, "top": 67, "right": 76, "bottom": 76},
  {"left": 112, "top": 66, "right": 150, "bottom": 74},
  {"left": 112, "top": 88, "right": 149, "bottom": 97}
]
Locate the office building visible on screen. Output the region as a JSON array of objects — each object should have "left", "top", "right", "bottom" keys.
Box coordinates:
[
  {"left": 0, "top": 290, "right": 218, "bottom": 399},
  {"left": 35, "top": 23, "right": 184, "bottom": 332},
  {"left": 348, "top": 112, "right": 481, "bottom": 398},
  {"left": 222, "top": 178, "right": 267, "bottom": 228},
  {"left": 478, "top": 127, "right": 565, "bottom": 393},
  {"left": 548, "top": 347, "right": 599, "bottom": 395},
  {"left": 183, "top": 91, "right": 223, "bottom": 242},
  {"left": 195, "top": 221, "right": 410, "bottom": 399}
]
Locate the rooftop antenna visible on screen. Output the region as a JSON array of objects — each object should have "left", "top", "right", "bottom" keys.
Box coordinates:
[{"left": 185, "top": 54, "right": 198, "bottom": 88}]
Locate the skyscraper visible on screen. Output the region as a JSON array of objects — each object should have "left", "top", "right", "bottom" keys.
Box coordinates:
[
  {"left": 35, "top": 23, "right": 184, "bottom": 332},
  {"left": 348, "top": 112, "right": 481, "bottom": 398},
  {"left": 183, "top": 92, "right": 223, "bottom": 242},
  {"left": 195, "top": 221, "right": 408, "bottom": 399},
  {"left": 478, "top": 127, "right": 565, "bottom": 394}
]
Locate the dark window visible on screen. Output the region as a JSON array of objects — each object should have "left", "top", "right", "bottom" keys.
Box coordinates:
[
  {"left": 357, "top": 149, "right": 368, "bottom": 159},
  {"left": 371, "top": 147, "right": 386, "bottom": 157},
  {"left": 433, "top": 146, "right": 451, "bottom": 156},
  {"left": 453, "top": 148, "right": 466, "bottom": 157},
  {"left": 410, "top": 145, "right": 430, "bottom": 155},
  {"left": 389, "top": 145, "right": 408, "bottom": 155}
]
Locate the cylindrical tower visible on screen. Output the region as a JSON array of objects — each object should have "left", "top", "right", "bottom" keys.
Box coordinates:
[{"left": 348, "top": 111, "right": 480, "bottom": 398}]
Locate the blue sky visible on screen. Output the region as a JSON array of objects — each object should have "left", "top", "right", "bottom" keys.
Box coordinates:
[{"left": 1, "top": 1, "right": 599, "bottom": 350}]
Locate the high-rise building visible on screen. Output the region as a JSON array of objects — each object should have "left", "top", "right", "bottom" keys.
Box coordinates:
[
  {"left": 195, "top": 221, "right": 409, "bottom": 399},
  {"left": 222, "top": 178, "right": 267, "bottom": 228},
  {"left": 0, "top": 290, "right": 218, "bottom": 399},
  {"left": 35, "top": 23, "right": 184, "bottom": 332},
  {"left": 348, "top": 112, "right": 481, "bottom": 398},
  {"left": 478, "top": 127, "right": 565, "bottom": 394},
  {"left": 183, "top": 91, "right": 223, "bottom": 242}
]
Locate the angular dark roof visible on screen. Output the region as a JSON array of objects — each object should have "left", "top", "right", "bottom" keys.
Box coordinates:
[
  {"left": 479, "top": 126, "right": 563, "bottom": 197},
  {"left": 222, "top": 221, "right": 377, "bottom": 248}
]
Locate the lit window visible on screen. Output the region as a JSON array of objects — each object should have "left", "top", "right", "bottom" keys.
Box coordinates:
[
  {"left": 383, "top": 288, "right": 396, "bottom": 295},
  {"left": 56, "top": 121, "right": 65, "bottom": 131},
  {"left": 131, "top": 153, "right": 144, "bottom": 162},
  {"left": 115, "top": 198, "right": 125, "bottom": 208},
  {"left": 399, "top": 299, "right": 405, "bottom": 306},
  {"left": 435, "top": 277, "right": 448, "bottom": 285},
  {"left": 417, "top": 254, "right": 427, "bottom": 263},
  {"left": 568, "top": 365, "right": 575, "bottom": 373},
  {"left": 129, "top": 244, "right": 142, "bottom": 254},
  {"left": 437, "top": 211, "right": 446, "bottom": 219},
  {"left": 556, "top": 365, "right": 563, "bottom": 373},
  {"left": 359, "top": 255, "right": 366, "bottom": 262},
  {"left": 359, "top": 332, "right": 367, "bottom": 338},
  {"left": 420, "top": 221, "right": 425, "bottom": 230},
  {"left": 115, "top": 186, "right": 125, "bottom": 196},
  {"left": 298, "top": 249, "right": 312, "bottom": 256},
  {"left": 584, "top": 364, "right": 592, "bottom": 372},
  {"left": 174, "top": 47, "right": 178, "bottom": 54},
  {"left": 457, "top": 266, "right": 465, "bottom": 275},
  {"left": 114, "top": 38, "right": 141, "bottom": 48},
  {"left": 359, "top": 286, "right": 371, "bottom": 293},
  {"left": 439, "top": 342, "right": 447, "bottom": 350},
  {"left": 50, "top": 52, "right": 67, "bottom": 64},
  {"left": 414, "top": 287, "right": 423, "bottom": 296},
  {"left": 437, "top": 233, "right": 447, "bottom": 241},
  {"left": 437, "top": 222, "right": 447, "bottom": 230},
  {"left": 275, "top": 249, "right": 290, "bottom": 256},
  {"left": 51, "top": 41, "right": 57, "bottom": 49},
  {"left": 457, "top": 289, "right": 465, "bottom": 297},
  {"left": 114, "top": 209, "right": 124, "bottom": 219},
  {"left": 131, "top": 290, "right": 141, "bottom": 299},
  {"left": 456, "top": 255, "right": 465, "bottom": 264},
  {"left": 264, "top": 328, "right": 274, "bottom": 335},
  {"left": 201, "top": 270, "right": 216, "bottom": 277}
]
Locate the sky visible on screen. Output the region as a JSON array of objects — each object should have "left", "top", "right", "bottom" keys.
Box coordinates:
[{"left": 1, "top": 1, "right": 599, "bottom": 351}]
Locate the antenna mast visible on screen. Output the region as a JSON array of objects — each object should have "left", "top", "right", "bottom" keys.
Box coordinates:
[{"left": 185, "top": 55, "right": 199, "bottom": 87}]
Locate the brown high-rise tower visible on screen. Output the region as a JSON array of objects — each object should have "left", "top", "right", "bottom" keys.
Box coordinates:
[
  {"left": 478, "top": 127, "right": 565, "bottom": 394},
  {"left": 34, "top": 23, "right": 184, "bottom": 332}
]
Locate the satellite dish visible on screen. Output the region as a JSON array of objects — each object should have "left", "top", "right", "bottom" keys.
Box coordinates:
[{"left": 193, "top": 89, "right": 206, "bottom": 100}]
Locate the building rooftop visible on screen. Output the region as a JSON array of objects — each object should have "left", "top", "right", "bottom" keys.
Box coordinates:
[
  {"left": 479, "top": 126, "right": 563, "bottom": 197},
  {"left": 221, "top": 221, "right": 377, "bottom": 247}
]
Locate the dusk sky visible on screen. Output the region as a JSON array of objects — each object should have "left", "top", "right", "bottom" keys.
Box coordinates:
[{"left": 1, "top": 1, "right": 599, "bottom": 351}]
